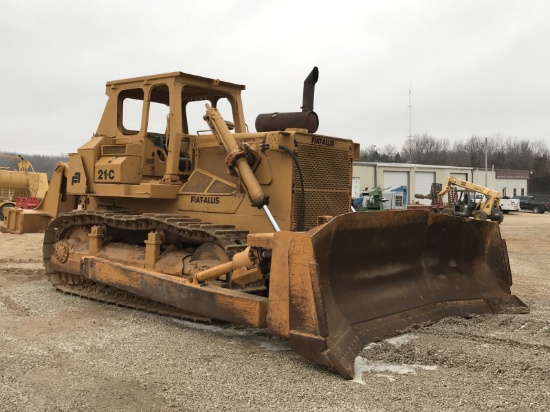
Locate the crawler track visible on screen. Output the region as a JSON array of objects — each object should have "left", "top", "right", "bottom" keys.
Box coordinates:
[{"left": 43, "top": 211, "right": 250, "bottom": 321}]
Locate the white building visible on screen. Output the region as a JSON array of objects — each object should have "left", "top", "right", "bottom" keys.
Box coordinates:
[
  {"left": 353, "top": 162, "right": 529, "bottom": 204},
  {"left": 472, "top": 168, "right": 529, "bottom": 198}
]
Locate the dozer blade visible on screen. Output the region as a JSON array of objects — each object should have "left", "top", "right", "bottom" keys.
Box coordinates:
[{"left": 267, "top": 210, "right": 527, "bottom": 379}]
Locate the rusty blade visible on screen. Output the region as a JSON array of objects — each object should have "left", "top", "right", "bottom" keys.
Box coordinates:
[{"left": 286, "top": 210, "right": 528, "bottom": 379}]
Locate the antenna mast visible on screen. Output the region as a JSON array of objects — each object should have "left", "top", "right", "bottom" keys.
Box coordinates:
[{"left": 408, "top": 85, "right": 412, "bottom": 163}]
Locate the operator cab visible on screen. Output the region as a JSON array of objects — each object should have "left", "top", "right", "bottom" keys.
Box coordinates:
[
  {"left": 93, "top": 72, "right": 247, "bottom": 184},
  {"left": 455, "top": 190, "right": 477, "bottom": 215}
]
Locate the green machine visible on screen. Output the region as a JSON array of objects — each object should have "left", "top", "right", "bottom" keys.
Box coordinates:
[{"left": 355, "top": 186, "right": 386, "bottom": 211}]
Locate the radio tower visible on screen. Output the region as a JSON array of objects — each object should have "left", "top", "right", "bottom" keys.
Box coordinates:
[{"left": 408, "top": 85, "right": 412, "bottom": 163}]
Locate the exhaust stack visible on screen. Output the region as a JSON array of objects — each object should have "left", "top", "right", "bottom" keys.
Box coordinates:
[
  {"left": 255, "top": 67, "right": 319, "bottom": 133},
  {"left": 301, "top": 66, "right": 318, "bottom": 112}
]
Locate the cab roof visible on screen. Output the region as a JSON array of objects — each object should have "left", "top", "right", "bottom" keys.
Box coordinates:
[{"left": 105, "top": 71, "right": 246, "bottom": 92}]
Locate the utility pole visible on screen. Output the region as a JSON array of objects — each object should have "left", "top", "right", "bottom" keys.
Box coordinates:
[
  {"left": 485, "top": 138, "right": 489, "bottom": 187},
  {"left": 408, "top": 85, "right": 412, "bottom": 163}
]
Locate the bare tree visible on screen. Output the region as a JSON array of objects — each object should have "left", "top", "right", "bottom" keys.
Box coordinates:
[
  {"left": 359, "top": 145, "right": 379, "bottom": 162},
  {"left": 401, "top": 134, "right": 449, "bottom": 165}
]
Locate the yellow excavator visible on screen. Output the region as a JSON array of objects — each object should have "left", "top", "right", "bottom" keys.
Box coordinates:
[
  {"left": 437, "top": 176, "right": 504, "bottom": 223},
  {"left": 8, "top": 68, "right": 527, "bottom": 379}
]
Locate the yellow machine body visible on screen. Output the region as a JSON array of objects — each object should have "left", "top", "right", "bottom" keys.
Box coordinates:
[
  {"left": 0, "top": 154, "right": 49, "bottom": 223},
  {"left": 33, "top": 69, "right": 526, "bottom": 379}
]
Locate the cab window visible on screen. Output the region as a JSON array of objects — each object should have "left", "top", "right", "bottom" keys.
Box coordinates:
[
  {"left": 147, "top": 84, "right": 170, "bottom": 135},
  {"left": 119, "top": 88, "right": 144, "bottom": 135},
  {"left": 181, "top": 86, "right": 235, "bottom": 135}
]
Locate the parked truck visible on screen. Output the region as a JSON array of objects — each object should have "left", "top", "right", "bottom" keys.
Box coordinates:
[
  {"left": 512, "top": 195, "right": 549, "bottom": 214},
  {"left": 500, "top": 197, "right": 520, "bottom": 214}
]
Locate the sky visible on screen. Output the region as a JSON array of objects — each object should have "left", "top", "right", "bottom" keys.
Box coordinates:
[{"left": 1, "top": 0, "right": 549, "bottom": 156}]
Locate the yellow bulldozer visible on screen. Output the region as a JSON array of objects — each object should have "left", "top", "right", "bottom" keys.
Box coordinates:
[{"left": 15, "top": 68, "right": 527, "bottom": 379}]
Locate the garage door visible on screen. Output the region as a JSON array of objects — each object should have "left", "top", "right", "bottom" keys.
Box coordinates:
[
  {"left": 383, "top": 171, "right": 408, "bottom": 189},
  {"left": 415, "top": 172, "right": 435, "bottom": 196},
  {"left": 352, "top": 177, "right": 361, "bottom": 198},
  {"left": 451, "top": 173, "right": 468, "bottom": 182}
]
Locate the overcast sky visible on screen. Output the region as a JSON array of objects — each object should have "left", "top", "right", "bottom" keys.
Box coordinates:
[{"left": 1, "top": 1, "right": 549, "bottom": 156}]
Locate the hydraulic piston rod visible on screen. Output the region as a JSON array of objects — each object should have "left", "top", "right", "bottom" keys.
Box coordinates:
[
  {"left": 263, "top": 205, "right": 280, "bottom": 232},
  {"left": 204, "top": 105, "right": 269, "bottom": 209}
]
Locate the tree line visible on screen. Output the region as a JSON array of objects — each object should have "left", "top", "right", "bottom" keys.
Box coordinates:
[
  {"left": 1, "top": 152, "right": 68, "bottom": 180},
  {"left": 4, "top": 135, "right": 550, "bottom": 194},
  {"left": 359, "top": 135, "right": 550, "bottom": 194}
]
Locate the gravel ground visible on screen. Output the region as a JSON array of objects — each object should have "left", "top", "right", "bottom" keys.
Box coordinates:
[{"left": 0, "top": 212, "right": 549, "bottom": 411}]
